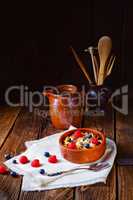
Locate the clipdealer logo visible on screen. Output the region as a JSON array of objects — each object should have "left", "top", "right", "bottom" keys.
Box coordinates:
[
  {"left": 110, "top": 85, "right": 128, "bottom": 115},
  {"left": 4, "top": 85, "right": 128, "bottom": 116}
]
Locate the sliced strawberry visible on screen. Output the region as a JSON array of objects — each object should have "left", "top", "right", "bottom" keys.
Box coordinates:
[
  {"left": 73, "top": 130, "right": 83, "bottom": 138},
  {"left": 67, "top": 142, "right": 77, "bottom": 149},
  {"left": 91, "top": 137, "right": 99, "bottom": 145}
]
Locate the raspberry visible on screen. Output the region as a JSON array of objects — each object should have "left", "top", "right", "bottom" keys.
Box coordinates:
[
  {"left": 0, "top": 165, "right": 8, "bottom": 174},
  {"left": 67, "top": 142, "right": 77, "bottom": 149},
  {"left": 48, "top": 155, "right": 58, "bottom": 163},
  {"left": 91, "top": 138, "right": 99, "bottom": 145},
  {"left": 19, "top": 156, "right": 29, "bottom": 164},
  {"left": 31, "top": 159, "right": 41, "bottom": 167},
  {"left": 73, "top": 130, "right": 83, "bottom": 138}
]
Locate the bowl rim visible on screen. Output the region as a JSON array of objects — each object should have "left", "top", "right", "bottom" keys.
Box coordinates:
[{"left": 59, "top": 128, "right": 106, "bottom": 152}]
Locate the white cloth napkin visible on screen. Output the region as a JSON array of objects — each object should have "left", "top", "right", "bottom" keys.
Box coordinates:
[{"left": 4, "top": 126, "right": 117, "bottom": 191}]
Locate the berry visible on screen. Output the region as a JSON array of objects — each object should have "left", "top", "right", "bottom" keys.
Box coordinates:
[
  {"left": 31, "top": 159, "right": 41, "bottom": 167},
  {"left": 91, "top": 138, "right": 99, "bottom": 145},
  {"left": 48, "top": 155, "right": 58, "bottom": 163},
  {"left": 0, "top": 165, "right": 8, "bottom": 174},
  {"left": 10, "top": 171, "right": 18, "bottom": 177},
  {"left": 85, "top": 134, "right": 92, "bottom": 139},
  {"left": 19, "top": 156, "right": 29, "bottom": 164},
  {"left": 39, "top": 169, "right": 45, "bottom": 175},
  {"left": 12, "top": 160, "right": 17, "bottom": 164},
  {"left": 44, "top": 152, "right": 50, "bottom": 157},
  {"left": 84, "top": 143, "right": 90, "bottom": 148},
  {"left": 4, "top": 154, "right": 13, "bottom": 160},
  {"left": 73, "top": 130, "right": 83, "bottom": 138},
  {"left": 67, "top": 142, "right": 77, "bottom": 149}
]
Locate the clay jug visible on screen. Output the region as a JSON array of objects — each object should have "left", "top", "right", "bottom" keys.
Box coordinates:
[{"left": 43, "top": 85, "right": 83, "bottom": 129}]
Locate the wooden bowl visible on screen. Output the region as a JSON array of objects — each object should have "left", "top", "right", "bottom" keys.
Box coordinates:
[{"left": 59, "top": 128, "right": 106, "bottom": 164}]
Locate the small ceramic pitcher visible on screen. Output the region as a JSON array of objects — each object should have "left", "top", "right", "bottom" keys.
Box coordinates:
[{"left": 43, "top": 85, "right": 83, "bottom": 129}]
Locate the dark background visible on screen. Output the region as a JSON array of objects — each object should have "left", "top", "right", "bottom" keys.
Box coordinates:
[{"left": 0, "top": 1, "right": 132, "bottom": 103}]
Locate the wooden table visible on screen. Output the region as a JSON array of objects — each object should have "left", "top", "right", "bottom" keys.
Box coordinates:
[{"left": 0, "top": 105, "right": 133, "bottom": 200}]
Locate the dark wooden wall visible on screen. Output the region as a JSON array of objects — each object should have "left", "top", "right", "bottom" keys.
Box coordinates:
[{"left": 0, "top": 1, "right": 132, "bottom": 103}]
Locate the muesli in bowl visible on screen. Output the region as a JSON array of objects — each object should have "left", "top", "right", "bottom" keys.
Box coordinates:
[{"left": 59, "top": 128, "right": 106, "bottom": 163}]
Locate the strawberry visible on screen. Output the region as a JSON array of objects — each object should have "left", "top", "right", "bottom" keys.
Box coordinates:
[
  {"left": 91, "top": 138, "right": 99, "bottom": 145},
  {"left": 19, "top": 156, "right": 29, "bottom": 164},
  {"left": 67, "top": 142, "right": 77, "bottom": 149},
  {"left": 48, "top": 155, "right": 58, "bottom": 163},
  {"left": 73, "top": 130, "right": 83, "bottom": 139},
  {"left": 31, "top": 159, "right": 41, "bottom": 167},
  {"left": 0, "top": 165, "right": 8, "bottom": 174}
]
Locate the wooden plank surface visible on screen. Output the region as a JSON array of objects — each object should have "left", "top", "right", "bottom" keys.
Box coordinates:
[
  {"left": 116, "top": 94, "right": 133, "bottom": 165},
  {"left": 0, "top": 108, "right": 44, "bottom": 200},
  {"left": 0, "top": 106, "right": 21, "bottom": 149},
  {"left": 20, "top": 114, "right": 75, "bottom": 200},
  {"left": 75, "top": 107, "right": 116, "bottom": 200},
  {"left": 118, "top": 166, "right": 133, "bottom": 200},
  {"left": 116, "top": 95, "right": 133, "bottom": 199}
]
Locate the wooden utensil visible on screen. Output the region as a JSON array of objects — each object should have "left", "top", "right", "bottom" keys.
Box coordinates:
[
  {"left": 106, "top": 56, "right": 116, "bottom": 76},
  {"left": 106, "top": 55, "right": 114, "bottom": 75},
  {"left": 70, "top": 46, "right": 92, "bottom": 84},
  {"left": 88, "top": 47, "right": 98, "bottom": 84},
  {"left": 97, "top": 36, "right": 112, "bottom": 85}
]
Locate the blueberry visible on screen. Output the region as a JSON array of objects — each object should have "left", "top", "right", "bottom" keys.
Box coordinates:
[
  {"left": 10, "top": 171, "right": 18, "bottom": 177},
  {"left": 44, "top": 152, "right": 50, "bottom": 157},
  {"left": 85, "top": 134, "right": 92, "bottom": 139},
  {"left": 12, "top": 160, "right": 17, "bottom": 164},
  {"left": 4, "top": 154, "right": 13, "bottom": 160},
  {"left": 40, "top": 169, "right": 45, "bottom": 175},
  {"left": 84, "top": 143, "right": 90, "bottom": 148}
]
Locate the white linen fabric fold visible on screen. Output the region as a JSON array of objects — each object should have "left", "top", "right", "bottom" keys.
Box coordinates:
[{"left": 4, "top": 126, "right": 117, "bottom": 191}]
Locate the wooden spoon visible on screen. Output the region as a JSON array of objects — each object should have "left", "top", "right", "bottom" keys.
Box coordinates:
[{"left": 97, "top": 36, "right": 112, "bottom": 85}]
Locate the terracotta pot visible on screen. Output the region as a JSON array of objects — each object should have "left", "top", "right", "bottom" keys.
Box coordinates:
[
  {"left": 59, "top": 128, "right": 106, "bottom": 163},
  {"left": 43, "top": 85, "right": 83, "bottom": 129}
]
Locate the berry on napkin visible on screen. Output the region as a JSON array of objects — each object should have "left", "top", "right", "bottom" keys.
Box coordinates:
[
  {"left": 19, "top": 156, "right": 29, "bottom": 164},
  {"left": 31, "top": 159, "right": 41, "bottom": 167},
  {"left": 48, "top": 155, "right": 58, "bottom": 163}
]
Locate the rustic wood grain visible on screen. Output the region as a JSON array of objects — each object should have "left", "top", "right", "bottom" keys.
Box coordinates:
[
  {"left": 116, "top": 96, "right": 133, "bottom": 165},
  {"left": 20, "top": 113, "right": 74, "bottom": 200},
  {"left": 75, "top": 106, "right": 116, "bottom": 200},
  {"left": 0, "top": 108, "right": 44, "bottom": 200},
  {"left": 118, "top": 166, "right": 133, "bottom": 200},
  {"left": 116, "top": 96, "right": 133, "bottom": 199},
  {"left": 0, "top": 106, "right": 21, "bottom": 149}
]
